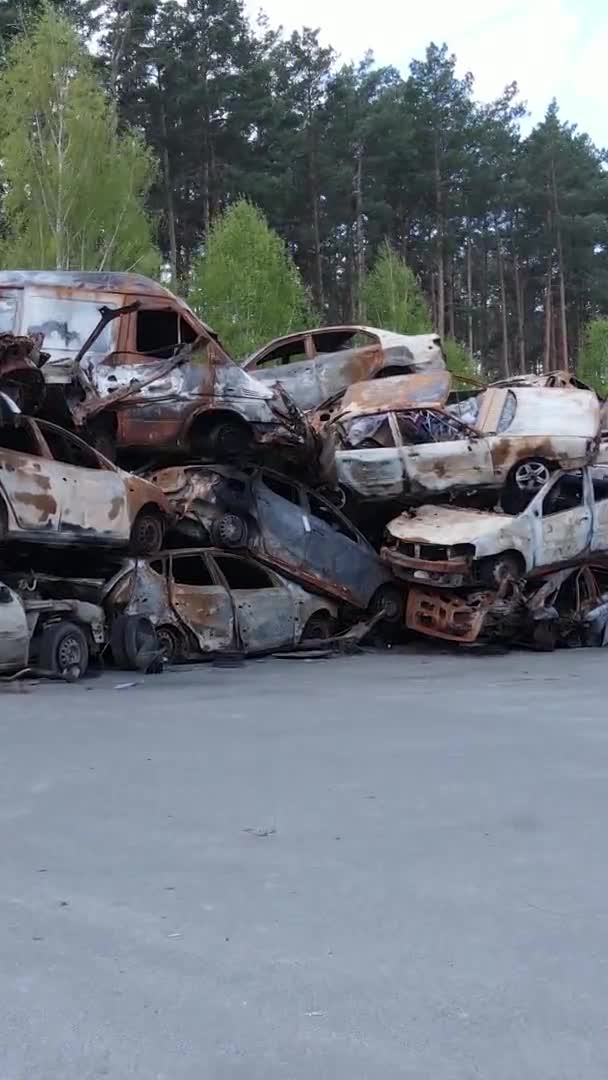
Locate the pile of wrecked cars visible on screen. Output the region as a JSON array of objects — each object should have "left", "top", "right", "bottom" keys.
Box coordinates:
[{"left": 1, "top": 268, "right": 607, "bottom": 683}]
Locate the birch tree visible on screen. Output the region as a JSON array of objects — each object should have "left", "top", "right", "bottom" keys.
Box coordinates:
[{"left": 0, "top": 6, "right": 158, "bottom": 272}]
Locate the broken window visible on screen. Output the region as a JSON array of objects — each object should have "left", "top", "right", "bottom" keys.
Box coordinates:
[
  {"left": 341, "top": 414, "right": 395, "bottom": 449},
  {"left": 0, "top": 293, "right": 17, "bottom": 334},
  {"left": 214, "top": 555, "right": 275, "bottom": 589},
  {"left": 136, "top": 310, "right": 202, "bottom": 360},
  {"left": 0, "top": 418, "right": 41, "bottom": 455},
  {"left": 254, "top": 338, "right": 308, "bottom": 367},
  {"left": 543, "top": 473, "right": 584, "bottom": 515},
  {"left": 396, "top": 409, "right": 466, "bottom": 445},
  {"left": 262, "top": 473, "right": 301, "bottom": 505},
  {"left": 593, "top": 478, "right": 608, "bottom": 503},
  {"left": 24, "top": 295, "right": 117, "bottom": 356},
  {"left": 38, "top": 422, "right": 103, "bottom": 470},
  {"left": 308, "top": 493, "right": 360, "bottom": 541},
  {"left": 170, "top": 555, "right": 214, "bottom": 586}
]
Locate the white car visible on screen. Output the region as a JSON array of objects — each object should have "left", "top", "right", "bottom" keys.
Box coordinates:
[
  {"left": 381, "top": 466, "right": 608, "bottom": 588},
  {"left": 322, "top": 374, "right": 600, "bottom": 509},
  {"left": 0, "top": 581, "right": 104, "bottom": 678},
  {"left": 0, "top": 414, "right": 172, "bottom": 553}
]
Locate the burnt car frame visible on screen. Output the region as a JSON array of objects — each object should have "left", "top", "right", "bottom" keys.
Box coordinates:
[
  {"left": 241, "top": 325, "right": 445, "bottom": 411},
  {"left": 382, "top": 467, "right": 608, "bottom": 590},
  {"left": 104, "top": 547, "right": 341, "bottom": 661},
  {"left": 0, "top": 272, "right": 311, "bottom": 464},
  {"left": 318, "top": 372, "right": 600, "bottom": 510},
  {"left": 0, "top": 412, "right": 172, "bottom": 553},
  {"left": 0, "top": 578, "right": 105, "bottom": 679},
  {"left": 145, "top": 463, "right": 402, "bottom": 619}
]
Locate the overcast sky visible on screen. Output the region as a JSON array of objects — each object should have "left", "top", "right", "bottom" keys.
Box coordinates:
[{"left": 245, "top": 0, "right": 607, "bottom": 147}]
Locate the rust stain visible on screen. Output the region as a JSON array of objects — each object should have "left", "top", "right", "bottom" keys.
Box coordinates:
[
  {"left": 14, "top": 492, "right": 56, "bottom": 518},
  {"left": 109, "top": 496, "right": 123, "bottom": 520}
]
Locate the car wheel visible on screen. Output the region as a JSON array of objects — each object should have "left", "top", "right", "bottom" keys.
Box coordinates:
[
  {"left": 210, "top": 513, "right": 248, "bottom": 548},
  {"left": 530, "top": 620, "right": 557, "bottom": 652},
  {"left": 368, "top": 584, "right": 404, "bottom": 625},
  {"left": 478, "top": 552, "right": 524, "bottom": 588},
  {"left": 130, "top": 509, "right": 165, "bottom": 555},
  {"left": 194, "top": 417, "right": 253, "bottom": 461},
  {"left": 502, "top": 459, "right": 552, "bottom": 512},
  {"left": 301, "top": 613, "right": 337, "bottom": 641},
  {"left": 156, "top": 625, "right": 182, "bottom": 665},
  {"left": 38, "top": 621, "right": 89, "bottom": 680},
  {"left": 112, "top": 614, "right": 159, "bottom": 670}
]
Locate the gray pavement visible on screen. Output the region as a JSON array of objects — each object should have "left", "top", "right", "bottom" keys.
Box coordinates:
[{"left": 1, "top": 647, "right": 608, "bottom": 1079}]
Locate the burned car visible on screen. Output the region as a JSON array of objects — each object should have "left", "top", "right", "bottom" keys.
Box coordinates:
[
  {"left": 0, "top": 332, "right": 47, "bottom": 415},
  {"left": 0, "top": 579, "right": 104, "bottom": 679},
  {"left": 0, "top": 412, "right": 172, "bottom": 553},
  {"left": 405, "top": 564, "right": 608, "bottom": 650},
  {"left": 319, "top": 373, "right": 599, "bottom": 511},
  {"left": 241, "top": 325, "right": 445, "bottom": 411},
  {"left": 382, "top": 467, "right": 608, "bottom": 589},
  {"left": 145, "top": 464, "right": 402, "bottom": 620},
  {"left": 0, "top": 271, "right": 311, "bottom": 465},
  {"left": 104, "top": 548, "right": 341, "bottom": 662}
]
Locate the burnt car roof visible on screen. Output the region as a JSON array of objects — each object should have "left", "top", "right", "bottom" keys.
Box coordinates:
[
  {"left": 247, "top": 324, "right": 442, "bottom": 359},
  {"left": 0, "top": 270, "right": 176, "bottom": 298},
  {"left": 334, "top": 371, "right": 452, "bottom": 419}
]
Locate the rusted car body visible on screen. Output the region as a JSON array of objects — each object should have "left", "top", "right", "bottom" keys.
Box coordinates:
[
  {"left": 0, "top": 332, "right": 46, "bottom": 414},
  {"left": 320, "top": 373, "right": 599, "bottom": 507},
  {"left": 405, "top": 564, "right": 608, "bottom": 649},
  {"left": 242, "top": 325, "right": 445, "bottom": 411},
  {"left": 0, "top": 412, "right": 172, "bottom": 552},
  {"left": 0, "top": 272, "right": 311, "bottom": 462},
  {"left": 382, "top": 467, "right": 608, "bottom": 589},
  {"left": 144, "top": 463, "right": 400, "bottom": 615},
  {"left": 0, "top": 579, "right": 105, "bottom": 678},
  {"left": 103, "top": 548, "right": 340, "bottom": 660}
]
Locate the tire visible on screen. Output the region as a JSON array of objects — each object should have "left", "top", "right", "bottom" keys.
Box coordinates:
[
  {"left": 502, "top": 459, "right": 552, "bottom": 512},
  {"left": 368, "top": 584, "right": 404, "bottom": 625},
  {"left": 530, "top": 620, "right": 557, "bottom": 652},
  {"left": 130, "top": 508, "right": 165, "bottom": 555},
  {"left": 38, "top": 621, "right": 89, "bottom": 680},
  {"left": 112, "top": 614, "right": 159, "bottom": 671},
  {"left": 193, "top": 417, "right": 253, "bottom": 461},
  {"left": 111, "top": 615, "right": 130, "bottom": 668},
  {"left": 478, "top": 552, "right": 525, "bottom": 588},
  {"left": 210, "top": 513, "right": 248, "bottom": 548},
  {"left": 156, "top": 625, "right": 182, "bottom": 664},
  {"left": 301, "top": 612, "right": 337, "bottom": 641}
]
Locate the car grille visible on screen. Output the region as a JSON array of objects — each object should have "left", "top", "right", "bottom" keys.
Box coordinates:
[{"left": 396, "top": 542, "right": 449, "bottom": 561}]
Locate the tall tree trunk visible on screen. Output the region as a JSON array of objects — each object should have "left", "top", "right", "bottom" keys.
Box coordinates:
[
  {"left": 157, "top": 84, "right": 177, "bottom": 287},
  {"left": 309, "top": 124, "right": 324, "bottom": 313},
  {"left": 544, "top": 255, "right": 553, "bottom": 373},
  {"left": 551, "top": 160, "right": 569, "bottom": 369},
  {"left": 447, "top": 258, "right": 455, "bottom": 339},
  {"left": 513, "top": 253, "right": 526, "bottom": 374},
  {"left": 434, "top": 143, "right": 445, "bottom": 337},
  {"left": 481, "top": 223, "right": 489, "bottom": 369},
  {"left": 466, "top": 227, "right": 474, "bottom": 360},
  {"left": 353, "top": 144, "right": 365, "bottom": 320},
  {"left": 496, "top": 232, "right": 510, "bottom": 378}
]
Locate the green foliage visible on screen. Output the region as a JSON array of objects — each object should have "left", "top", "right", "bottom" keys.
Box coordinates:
[
  {"left": 578, "top": 319, "right": 608, "bottom": 395},
  {"left": 0, "top": 6, "right": 158, "bottom": 272},
  {"left": 362, "top": 243, "right": 431, "bottom": 333},
  {"left": 190, "top": 200, "right": 314, "bottom": 357},
  {"left": 443, "top": 337, "right": 476, "bottom": 381}
]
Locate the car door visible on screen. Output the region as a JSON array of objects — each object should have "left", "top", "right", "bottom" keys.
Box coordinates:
[
  {"left": 304, "top": 489, "right": 386, "bottom": 608},
  {"left": 167, "top": 552, "right": 234, "bottom": 652},
  {"left": 536, "top": 471, "right": 593, "bottom": 568},
  {"left": 37, "top": 421, "right": 130, "bottom": 541},
  {"left": 396, "top": 410, "right": 495, "bottom": 495},
  {"left": 589, "top": 472, "right": 608, "bottom": 553},
  {"left": 0, "top": 417, "right": 61, "bottom": 533},
  {"left": 209, "top": 553, "right": 296, "bottom": 653},
  {"left": 253, "top": 472, "right": 311, "bottom": 571},
  {"left": 334, "top": 414, "right": 406, "bottom": 500}
]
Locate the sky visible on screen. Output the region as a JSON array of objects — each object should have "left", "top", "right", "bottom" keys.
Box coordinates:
[{"left": 245, "top": 0, "right": 608, "bottom": 147}]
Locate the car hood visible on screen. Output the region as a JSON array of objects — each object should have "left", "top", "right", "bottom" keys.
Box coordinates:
[
  {"left": 332, "top": 370, "right": 452, "bottom": 421},
  {"left": 385, "top": 504, "right": 517, "bottom": 547}
]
